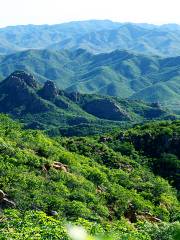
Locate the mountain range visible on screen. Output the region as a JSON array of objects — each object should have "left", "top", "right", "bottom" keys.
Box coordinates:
[
  {"left": 0, "top": 48, "right": 179, "bottom": 111},
  {"left": 0, "top": 20, "right": 180, "bottom": 239},
  {"left": 0, "top": 71, "right": 173, "bottom": 136},
  {"left": 0, "top": 20, "right": 180, "bottom": 56}
]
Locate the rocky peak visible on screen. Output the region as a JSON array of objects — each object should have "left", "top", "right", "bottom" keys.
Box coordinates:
[
  {"left": 0, "top": 71, "right": 50, "bottom": 114},
  {"left": 39, "top": 80, "right": 59, "bottom": 100},
  {"left": 151, "top": 102, "right": 162, "bottom": 109},
  {"left": 4, "top": 71, "right": 38, "bottom": 89}
]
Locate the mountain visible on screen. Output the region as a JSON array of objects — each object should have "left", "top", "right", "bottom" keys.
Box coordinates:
[
  {"left": 0, "top": 20, "right": 180, "bottom": 56},
  {"left": 0, "top": 49, "right": 179, "bottom": 111},
  {"left": 49, "top": 23, "right": 180, "bottom": 57},
  {"left": 0, "top": 71, "right": 171, "bottom": 136},
  {"left": 0, "top": 20, "right": 121, "bottom": 54}
]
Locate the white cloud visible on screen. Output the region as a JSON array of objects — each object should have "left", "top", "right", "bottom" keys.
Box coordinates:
[{"left": 0, "top": 0, "right": 179, "bottom": 27}]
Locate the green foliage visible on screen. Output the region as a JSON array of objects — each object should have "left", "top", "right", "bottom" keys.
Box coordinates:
[
  {"left": 0, "top": 210, "right": 69, "bottom": 239},
  {"left": 1, "top": 210, "right": 180, "bottom": 239},
  {"left": 0, "top": 115, "right": 179, "bottom": 239},
  {"left": 137, "top": 221, "right": 180, "bottom": 240},
  {"left": 115, "top": 120, "right": 180, "bottom": 190}
]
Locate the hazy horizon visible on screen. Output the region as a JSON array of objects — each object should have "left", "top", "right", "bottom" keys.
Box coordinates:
[
  {"left": 0, "top": 0, "right": 179, "bottom": 28},
  {"left": 1, "top": 19, "right": 180, "bottom": 29}
]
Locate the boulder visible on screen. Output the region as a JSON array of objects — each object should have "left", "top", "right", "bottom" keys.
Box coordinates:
[
  {"left": 0, "top": 190, "right": 6, "bottom": 200},
  {"left": 0, "top": 190, "right": 16, "bottom": 208},
  {"left": 42, "top": 162, "right": 68, "bottom": 173}
]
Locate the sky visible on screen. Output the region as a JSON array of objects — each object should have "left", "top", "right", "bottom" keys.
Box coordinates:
[{"left": 0, "top": 0, "right": 179, "bottom": 27}]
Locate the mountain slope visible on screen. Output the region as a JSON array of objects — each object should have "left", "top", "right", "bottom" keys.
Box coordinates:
[
  {"left": 0, "top": 115, "right": 179, "bottom": 239},
  {"left": 0, "top": 49, "right": 179, "bottom": 110},
  {"left": 0, "top": 71, "right": 171, "bottom": 136}
]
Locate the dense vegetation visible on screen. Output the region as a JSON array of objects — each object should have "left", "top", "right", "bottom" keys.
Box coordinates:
[{"left": 0, "top": 114, "right": 179, "bottom": 239}]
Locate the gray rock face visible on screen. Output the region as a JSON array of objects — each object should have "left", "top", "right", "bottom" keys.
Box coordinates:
[
  {"left": 0, "top": 190, "right": 16, "bottom": 208},
  {"left": 0, "top": 190, "right": 5, "bottom": 200},
  {"left": 49, "top": 210, "right": 58, "bottom": 216},
  {"left": 7, "top": 71, "right": 38, "bottom": 89},
  {"left": 83, "top": 98, "right": 131, "bottom": 121},
  {"left": 40, "top": 80, "right": 59, "bottom": 100}
]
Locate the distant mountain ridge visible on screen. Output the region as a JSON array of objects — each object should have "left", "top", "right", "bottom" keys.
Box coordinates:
[
  {"left": 0, "top": 49, "right": 179, "bottom": 111},
  {"left": 0, "top": 20, "right": 180, "bottom": 56},
  {"left": 49, "top": 23, "right": 180, "bottom": 57}
]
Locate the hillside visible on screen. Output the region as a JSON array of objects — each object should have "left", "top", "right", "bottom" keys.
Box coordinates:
[
  {"left": 0, "top": 49, "right": 179, "bottom": 111},
  {"left": 0, "top": 115, "right": 179, "bottom": 239},
  {"left": 0, "top": 71, "right": 171, "bottom": 136},
  {"left": 0, "top": 21, "right": 180, "bottom": 56}
]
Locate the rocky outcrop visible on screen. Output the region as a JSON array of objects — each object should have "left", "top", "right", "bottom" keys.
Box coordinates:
[
  {"left": 0, "top": 71, "right": 50, "bottom": 114},
  {"left": 42, "top": 162, "right": 68, "bottom": 173},
  {"left": 0, "top": 190, "right": 5, "bottom": 199},
  {"left": 5, "top": 71, "right": 38, "bottom": 89},
  {"left": 137, "top": 212, "right": 161, "bottom": 223},
  {"left": 83, "top": 98, "right": 131, "bottom": 121},
  {"left": 0, "top": 190, "right": 16, "bottom": 208},
  {"left": 39, "top": 80, "right": 59, "bottom": 100}
]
